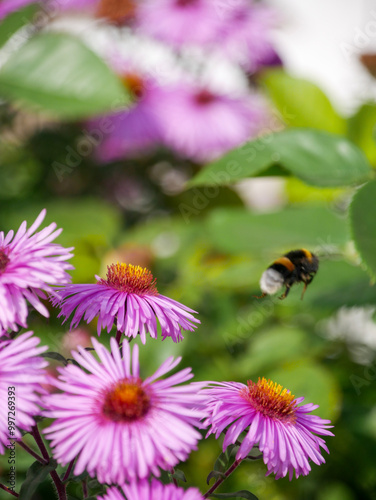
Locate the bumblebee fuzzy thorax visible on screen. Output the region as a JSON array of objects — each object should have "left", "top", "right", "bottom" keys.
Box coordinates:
[{"left": 259, "top": 249, "right": 319, "bottom": 300}]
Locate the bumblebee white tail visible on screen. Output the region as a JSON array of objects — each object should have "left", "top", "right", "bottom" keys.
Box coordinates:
[{"left": 259, "top": 269, "right": 284, "bottom": 295}]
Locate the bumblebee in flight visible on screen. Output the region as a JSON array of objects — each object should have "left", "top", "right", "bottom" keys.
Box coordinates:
[{"left": 258, "top": 249, "right": 319, "bottom": 300}]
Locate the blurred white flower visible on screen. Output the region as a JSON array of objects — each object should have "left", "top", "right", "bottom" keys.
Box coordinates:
[{"left": 321, "top": 306, "right": 376, "bottom": 365}]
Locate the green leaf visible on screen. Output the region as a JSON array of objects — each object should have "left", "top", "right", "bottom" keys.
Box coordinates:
[
  {"left": 260, "top": 69, "right": 346, "bottom": 134},
  {"left": 213, "top": 445, "right": 239, "bottom": 473},
  {"left": 0, "top": 32, "right": 129, "bottom": 118},
  {"left": 206, "top": 206, "right": 349, "bottom": 256},
  {"left": 41, "top": 351, "right": 68, "bottom": 366},
  {"left": 350, "top": 179, "right": 376, "bottom": 279},
  {"left": 347, "top": 103, "right": 376, "bottom": 165},
  {"left": 210, "top": 490, "right": 259, "bottom": 499},
  {"left": 190, "top": 129, "right": 372, "bottom": 188},
  {"left": 169, "top": 469, "right": 187, "bottom": 483},
  {"left": 19, "top": 459, "right": 58, "bottom": 500},
  {"left": 0, "top": 3, "right": 39, "bottom": 48},
  {"left": 207, "top": 470, "right": 226, "bottom": 484}
]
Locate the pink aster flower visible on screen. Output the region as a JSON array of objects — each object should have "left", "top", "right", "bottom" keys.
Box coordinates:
[
  {"left": 154, "top": 85, "right": 265, "bottom": 161},
  {"left": 216, "top": 0, "right": 279, "bottom": 74},
  {"left": 203, "top": 377, "right": 334, "bottom": 480},
  {"left": 43, "top": 338, "right": 205, "bottom": 483},
  {"left": 136, "top": 0, "right": 222, "bottom": 48},
  {"left": 100, "top": 479, "right": 204, "bottom": 500},
  {"left": 52, "top": 263, "right": 199, "bottom": 343},
  {"left": 0, "top": 331, "right": 48, "bottom": 453},
  {"left": 0, "top": 209, "right": 73, "bottom": 334}
]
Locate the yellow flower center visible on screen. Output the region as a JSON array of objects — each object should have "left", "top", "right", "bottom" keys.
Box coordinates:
[
  {"left": 241, "top": 377, "right": 297, "bottom": 423},
  {"left": 100, "top": 263, "right": 158, "bottom": 296},
  {"left": 0, "top": 250, "right": 10, "bottom": 274},
  {"left": 102, "top": 378, "right": 151, "bottom": 422}
]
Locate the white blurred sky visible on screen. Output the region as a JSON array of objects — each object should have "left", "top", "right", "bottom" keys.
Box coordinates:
[{"left": 267, "top": 0, "right": 376, "bottom": 114}]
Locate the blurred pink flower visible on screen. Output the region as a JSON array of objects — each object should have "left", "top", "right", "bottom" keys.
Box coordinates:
[
  {"left": 89, "top": 77, "right": 165, "bottom": 162},
  {"left": 43, "top": 338, "right": 206, "bottom": 483},
  {"left": 136, "top": 0, "right": 222, "bottom": 48},
  {"left": 0, "top": 209, "right": 73, "bottom": 333},
  {"left": 154, "top": 85, "right": 265, "bottom": 161},
  {"left": 216, "top": 0, "right": 279, "bottom": 73},
  {"left": 61, "top": 327, "right": 91, "bottom": 356}
]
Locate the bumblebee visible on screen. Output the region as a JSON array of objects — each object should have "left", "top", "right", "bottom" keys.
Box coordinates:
[{"left": 258, "top": 249, "right": 319, "bottom": 300}]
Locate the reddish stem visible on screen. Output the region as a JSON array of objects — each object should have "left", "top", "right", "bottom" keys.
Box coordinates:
[
  {"left": 203, "top": 459, "right": 242, "bottom": 498},
  {"left": 17, "top": 440, "right": 47, "bottom": 464},
  {"left": 0, "top": 483, "right": 19, "bottom": 497},
  {"left": 62, "top": 458, "right": 75, "bottom": 482},
  {"left": 170, "top": 468, "right": 178, "bottom": 487},
  {"left": 115, "top": 329, "right": 122, "bottom": 346},
  {"left": 82, "top": 478, "right": 88, "bottom": 498},
  {"left": 31, "top": 425, "right": 67, "bottom": 500}
]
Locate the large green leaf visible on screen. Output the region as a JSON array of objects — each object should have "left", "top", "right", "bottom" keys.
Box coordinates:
[
  {"left": 206, "top": 206, "right": 349, "bottom": 256},
  {"left": 260, "top": 69, "right": 346, "bottom": 134},
  {"left": 350, "top": 179, "right": 376, "bottom": 279},
  {"left": 190, "top": 129, "right": 372, "bottom": 188},
  {"left": 0, "top": 32, "right": 129, "bottom": 118},
  {"left": 19, "top": 459, "right": 58, "bottom": 500},
  {"left": 347, "top": 103, "right": 376, "bottom": 165}
]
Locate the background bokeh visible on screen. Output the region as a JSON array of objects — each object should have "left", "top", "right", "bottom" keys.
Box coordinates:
[{"left": 1, "top": 1, "right": 376, "bottom": 499}]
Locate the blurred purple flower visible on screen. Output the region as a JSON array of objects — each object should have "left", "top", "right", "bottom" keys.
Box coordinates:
[
  {"left": 90, "top": 82, "right": 265, "bottom": 162},
  {"left": 217, "top": 0, "right": 280, "bottom": 73},
  {"left": 89, "top": 77, "right": 165, "bottom": 162},
  {"left": 52, "top": 263, "right": 199, "bottom": 343},
  {"left": 154, "top": 85, "right": 265, "bottom": 161},
  {"left": 43, "top": 338, "right": 206, "bottom": 483},
  {"left": 100, "top": 479, "right": 204, "bottom": 500},
  {"left": 203, "top": 377, "right": 334, "bottom": 480},
  {"left": 136, "top": 0, "right": 223, "bottom": 48},
  {"left": 0, "top": 209, "right": 73, "bottom": 334},
  {"left": 0, "top": 331, "right": 47, "bottom": 453}
]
